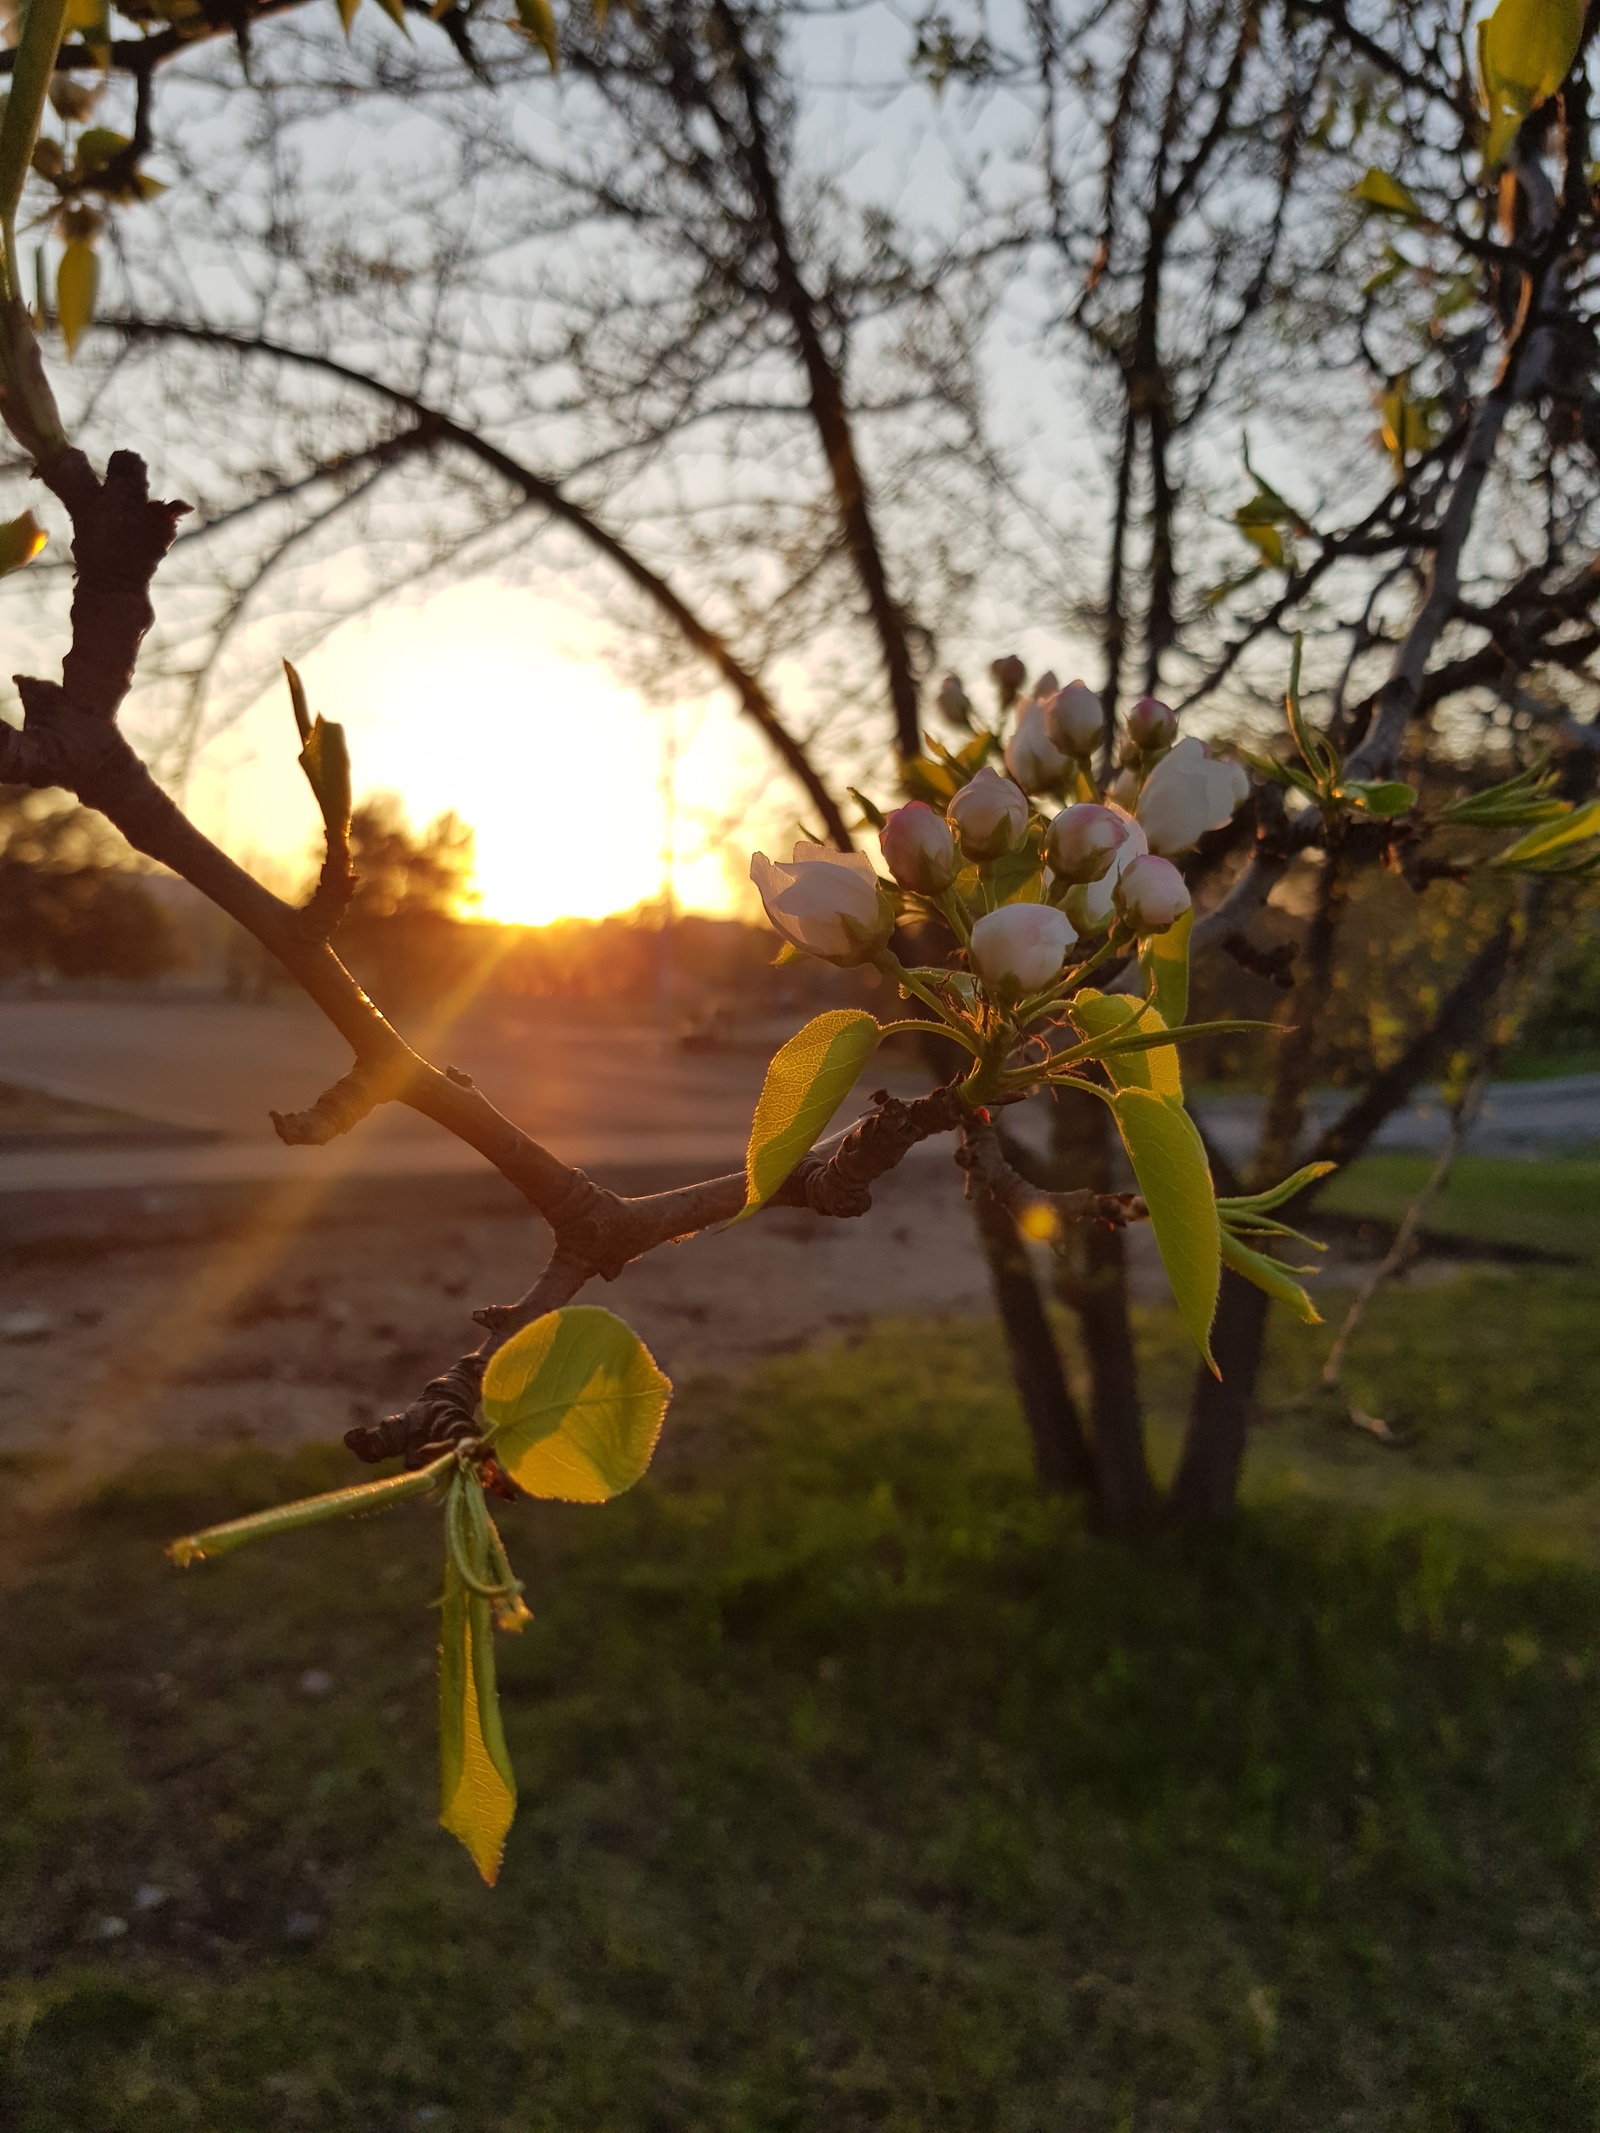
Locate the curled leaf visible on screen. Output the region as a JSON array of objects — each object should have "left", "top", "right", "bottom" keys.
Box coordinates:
[{"left": 438, "top": 1548, "right": 516, "bottom": 1885}]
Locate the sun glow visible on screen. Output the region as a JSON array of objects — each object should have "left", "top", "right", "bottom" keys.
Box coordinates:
[{"left": 189, "top": 583, "right": 758, "bottom": 926}]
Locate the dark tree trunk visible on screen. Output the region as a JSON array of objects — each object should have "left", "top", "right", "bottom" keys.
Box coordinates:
[
  {"left": 970, "top": 1188, "right": 1099, "bottom": 1497},
  {"left": 1050, "top": 1086, "right": 1157, "bottom": 1533},
  {"left": 1166, "top": 1269, "right": 1269, "bottom": 1524}
]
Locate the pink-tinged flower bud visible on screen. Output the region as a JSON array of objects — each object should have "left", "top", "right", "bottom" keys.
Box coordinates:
[
  {"left": 946, "top": 765, "right": 1029, "bottom": 861},
  {"left": 936, "top": 673, "right": 974, "bottom": 729},
  {"left": 879, "top": 802, "right": 959, "bottom": 894},
  {"left": 1046, "top": 802, "right": 1129, "bottom": 885},
  {"left": 1135, "top": 736, "right": 1250, "bottom": 856},
  {"left": 1061, "top": 880, "right": 1112, "bottom": 935},
  {"left": 990, "top": 653, "right": 1027, "bottom": 708},
  {"left": 1004, "top": 697, "right": 1070, "bottom": 794},
  {"left": 1044, "top": 681, "right": 1104, "bottom": 758},
  {"left": 1113, "top": 853, "right": 1192, "bottom": 934},
  {"left": 1125, "top": 695, "right": 1178, "bottom": 758},
  {"left": 970, "top": 902, "right": 1077, "bottom": 994},
  {"left": 750, "top": 842, "right": 895, "bottom": 966},
  {"left": 1031, "top": 669, "right": 1059, "bottom": 703}
]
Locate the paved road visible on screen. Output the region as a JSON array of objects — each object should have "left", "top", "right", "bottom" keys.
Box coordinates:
[
  {"left": 0, "top": 996, "right": 922, "bottom": 1194},
  {"left": 2, "top": 997, "right": 1597, "bottom": 1199}
]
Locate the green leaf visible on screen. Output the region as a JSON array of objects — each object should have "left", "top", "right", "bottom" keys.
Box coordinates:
[
  {"left": 438, "top": 1547, "right": 517, "bottom": 1886},
  {"left": 1216, "top": 1160, "right": 1335, "bottom": 1219},
  {"left": 1111, "top": 1086, "right": 1220, "bottom": 1370},
  {"left": 0, "top": 0, "right": 69, "bottom": 238},
  {"left": 1239, "top": 519, "right": 1286, "bottom": 569},
  {"left": 1352, "top": 167, "right": 1424, "bottom": 219},
  {"left": 954, "top": 731, "right": 994, "bottom": 775},
  {"left": 480, "top": 1305, "right": 671, "bottom": 1502},
  {"left": 167, "top": 1451, "right": 452, "bottom": 1566},
  {"left": 984, "top": 830, "right": 1045, "bottom": 907},
  {"left": 514, "top": 0, "right": 559, "bottom": 68},
  {"left": 1139, "top": 904, "right": 1191, "bottom": 1028},
  {"left": 900, "top": 754, "right": 959, "bottom": 805},
  {"left": 847, "top": 786, "right": 886, "bottom": 830},
  {"left": 297, "top": 713, "right": 352, "bottom": 839},
  {"left": 1219, "top": 1230, "right": 1322, "bottom": 1326},
  {"left": 1068, "top": 989, "right": 1182, "bottom": 1097},
  {"left": 75, "top": 125, "right": 128, "bottom": 175},
  {"left": 1493, "top": 798, "right": 1600, "bottom": 870},
  {"left": 0, "top": 507, "right": 45, "bottom": 576},
  {"left": 1480, "top": 0, "right": 1583, "bottom": 165},
  {"left": 1340, "top": 779, "right": 1416, "bottom": 818},
  {"left": 1436, "top": 767, "right": 1564, "bottom": 827},
  {"left": 1282, "top": 635, "right": 1339, "bottom": 790},
  {"left": 739, "top": 1008, "right": 881, "bottom": 1215},
  {"left": 56, "top": 237, "right": 96, "bottom": 359}
]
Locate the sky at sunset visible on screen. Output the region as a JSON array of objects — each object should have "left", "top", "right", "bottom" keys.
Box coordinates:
[{"left": 182, "top": 581, "right": 785, "bottom": 927}]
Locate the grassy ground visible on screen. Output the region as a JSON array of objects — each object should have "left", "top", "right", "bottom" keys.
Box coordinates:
[
  {"left": 1318, "top": 1152, "right": 1600, "bottom": 1266},
  {"left": 7, "top": 1178, "right": 1600, "bottom": 2133}
]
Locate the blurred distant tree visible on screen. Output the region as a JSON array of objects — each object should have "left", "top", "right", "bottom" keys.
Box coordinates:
[
  {"left": 329, "top": 794, "right": 479, "bottom": 1014},
  {"left": 0, "top": 792, "right": 177, "bottom": 983}
]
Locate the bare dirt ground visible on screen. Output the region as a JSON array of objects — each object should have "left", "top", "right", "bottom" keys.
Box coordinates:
[{"left": 4, "top": 1151, "right": 1144, "bottom": 1507}]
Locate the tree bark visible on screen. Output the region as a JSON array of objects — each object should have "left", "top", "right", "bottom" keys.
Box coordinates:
[
  {"left": 1049, "top": 1085, "right": 1157, "bottom": 1532},
  {"left": 970, "top": 1188, "right": 1099, "bottom": 1497}
]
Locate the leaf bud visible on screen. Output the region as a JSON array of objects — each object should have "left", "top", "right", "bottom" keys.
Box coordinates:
[
  {"left": 879, "top": 802, "right": 959, "bottom": 894},
  {"left": 945, "top": 765, "right": 1029, "bottom": 861}
]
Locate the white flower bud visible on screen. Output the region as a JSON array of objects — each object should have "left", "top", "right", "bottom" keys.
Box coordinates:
[
  {"left": 1135, "top": 736, "right": 1250, "bottom": 856},
  {"left": 879, "top": 802, "right": 959, "bottom": 894},
  {"left": 936, "top": 673, "right": 974, "bottom": 729},
  {"left": 1057, "top": 806, "right": 1147, "bottom": 930},
  {"left": 1003, "top": 697, "right": 1070, "bottom": 794},
  {"left": 1125, "top": 695, "right": 1178, "bottom": 757},
  {"left": 1044, "top": 681, "right": 1104, "bottom": 758},
  {"left": 1109, "top": 767, "right": 1141, "bottom": 810},
  {"left": 1113, "top": 853, "right": 1192, "bottom": 934},
  {"left": 946, "top": 766, "right": 1029, "bottom": 860},
  {"left": 750, "top": 842, "right": 894, "bottom": 966},
  {"left": 1045, "top": 802, "right": 1129, "bottom": 885},
  {"left": 970, "top": 902, "right": 1077, "bottom": 994}
]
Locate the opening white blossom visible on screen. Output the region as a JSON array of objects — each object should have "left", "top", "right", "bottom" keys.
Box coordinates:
[
  {"left": 879, "top": 802, "right": 959, "bottom": 894},
  {"left": 1004, "top": 697, "right": 1071, "bottom": 794},
  {"left": 750, "top": 842, "right": 894, "bottom": 966},
  {"left": 1136, "top": 736, "right": 1250, "bottom": 855}
]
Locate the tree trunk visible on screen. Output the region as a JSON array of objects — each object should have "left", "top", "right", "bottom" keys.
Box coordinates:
[
  {"left": 1049, "top": 1085, "right": 1157, "bottom": 1533},
  {"left": 1166, "top": 1269, "right": 1269, "bottom": 1523},
  {"left": 970, "top": 1189, "right": 1099, "bottom": 1497}
]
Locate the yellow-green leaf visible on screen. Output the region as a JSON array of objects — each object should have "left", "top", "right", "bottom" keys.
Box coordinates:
[
  {"left": 0, "top": 508, "right": 46, "bottom": 576},
  {"left": 1239, "top": 519, "right": 1286, "bottom": 569},
  {"left": 297, "top": 715, "right": 352, "bottom": 838},
  {"left": 1352, "top": 167, "right": 1423, "bottom": 219},
  {"left": 56, "top": 237, "right": 96, "bottom": 359},
  {"left": 337, "top": 0, "right": 361, "bottom": 31},
  {"left": 1219, "top": 1229, "right": 1322, "bottom": 1326},
  {"left": 1110, "top": 1085, "right": 1220, "bottom": 1370},
  {"left": 900, "top": 753, "right": 959, "bottom": 805},
  {"left": 514, "top": 0, "right": 559, "bottom": 69},
  {"left": 438, "top": 1554, "right": 516, "bottom": 1885},
  {"left": 1340, "top": 779, "right": 1416, "bottom": 818},
  {"left": 481, "top": 1306, "right": 671, "bottom": 1502},
  {"left": 75, "top": 125, "right": 128, "bottom": 175},
  {"left": 1480, "top": 0, "right": 1583, "bottom": 164},
  {"left": 1068, "top": 990, "right": 1182, "bottom": 1097},
  {"left": 739, "top": 1008, "right": 881, "bottom": 1215},
  {"left": 1139, "top": 904, "right": 1191, "bottom": 1028},
  {"left": 1492, "top": 797, "right": 1600, "bottom": 869}
]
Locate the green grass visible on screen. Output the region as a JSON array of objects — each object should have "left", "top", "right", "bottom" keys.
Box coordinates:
[
  {"left": 6, "top": 1287, "right": 1600, "bottom": 2132},
  {"left": 1318, "top": 1152, "right": 1600, "bottom": 1264}
]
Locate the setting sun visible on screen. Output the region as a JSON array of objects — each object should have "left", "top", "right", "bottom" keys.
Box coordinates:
[{"left": 187, "top": 582, "right": 764, "bottom": 925}]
